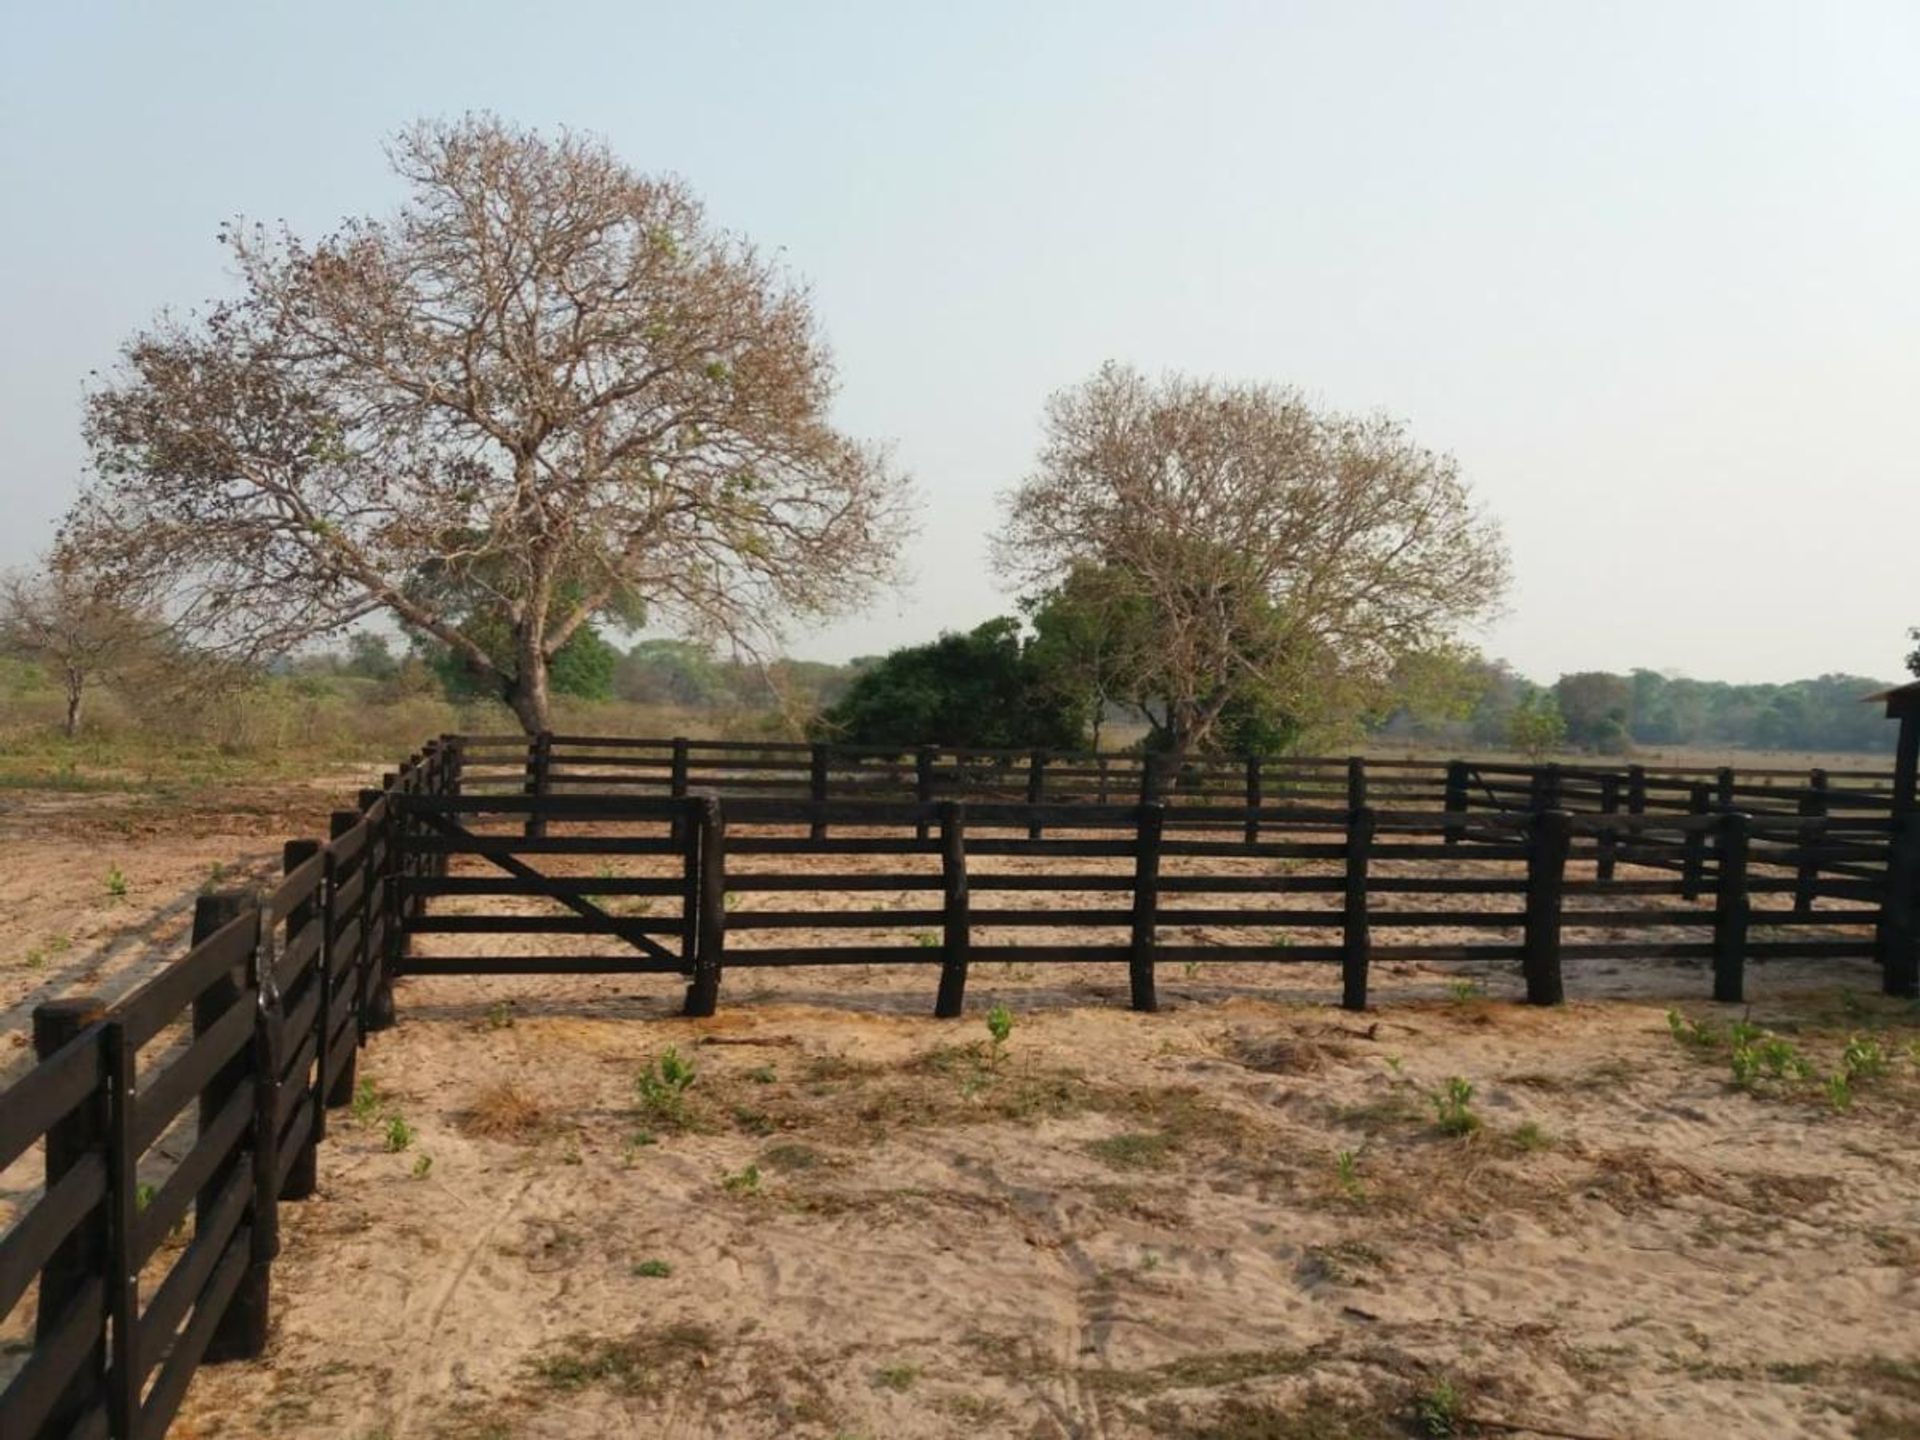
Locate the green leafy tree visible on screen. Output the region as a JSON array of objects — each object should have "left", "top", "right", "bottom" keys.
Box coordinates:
[
  {"left": 1507, "top": 691, "right": 1567, "bottom": 759},
  {"left": 1553, "top": 671, "right": 1634, "bottom": 752},
  {"left": 1023, "top": 559, "right": 1332, "bottom": 755},
  {"left": 343, "top": 632, "right": 400, "bottom": 682},
  {"left": 815, "top": 618, "right": 1088, "bottom": 751}
]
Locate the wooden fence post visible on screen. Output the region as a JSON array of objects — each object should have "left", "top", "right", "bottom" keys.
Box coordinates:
[
  {"left": 1443, "top": 761, "right": 1468, "bottom": 845},
  {"left": 524, "top": 730, "right": 553, "bottom": 840},
  {"left": 669, "top": 737, "right": 690, "bottom": 843},
  {"left": 1346, "top": 756, "right": 1367, "bottom": 811},
  {"left": 358, "top": 789, "right": 397, "bottom": 1033},
  {"left": 194, "top": 891, "right": 274, "bottom": 1363},
  {"left": 1878, "top": 810, "right": 1920, "bottom": 999},
  {"left": 444, "top": 731, "right": 465, "bottom": 800},
  {"left": 810, "top": 743, "right": 829, "bottom": 840},
  {"left": 1096, "top": 755, "right": 1110, "bottom": 805},
  {"left": 1716, "top": 766, "right": 1735, "bottom": 812},
  {"left": 1795, "top": 769, "right": 1828, "bottom": 915},
  {"left": 1244, "top": 756, "right": 1263, "bottom": 846},
  {"left": 325, "top": 810, "right": 363, "bottom": 1106},
  {"left": 1681, "top": 783, "right": 1710, "bottom": 902},
  {"left": 1523, "top": 809, "right": 1571, "bottom": 1005},
  {"left": 1712, "top": 811, "right": 1751, "bottom": 1004},
  {"left": 1128, "top": 802, "right": 1165, "bottom": 1012},
  {"left": 1597, "top": 774, "right": 1621, "bottom": 882},
  {"left": 915, "top": 745, "right": 936, "bottom": 841},
  {"left": 1026, "top": 749, "right": 1047, "bottom": 840},
  {"left": 1139, "top": 752, "right": 1163, "bottom": 806},
  {"left": 686, "top": 796, "right": 727, "bottom": 1017},
  {"left": 679, "top": 796, "right": 701, "bottom": 975},
  {"left": 1342, "top": 807, "right": 1375, "bottom": 1011},
  {"left": 1627, "top": 764, "right": 1647, "bottom": 816},
  {"left": 1531, "top": 763, "right": 1562, "bottom": 812},
  {"left": 281, "top": 838, "right": 323, "bottom": 1201},
  {"left": 31, "top": 995, "right": 110, "bottom": 1435},
  {"left": 935, "top": 802, "right": 971, "bottom": 1018},
  {"left": 102, "top": 1014, "right": 136, "bottom": 1437}
]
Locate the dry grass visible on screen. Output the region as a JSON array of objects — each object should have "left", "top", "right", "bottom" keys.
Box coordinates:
[{"left": 456, "top": 1081, "right": 550, "bottom": 1141}]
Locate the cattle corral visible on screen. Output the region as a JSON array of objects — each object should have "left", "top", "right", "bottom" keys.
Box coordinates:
[{"left": 4, "top": 731, "right": 1919, "bottom": 1440}]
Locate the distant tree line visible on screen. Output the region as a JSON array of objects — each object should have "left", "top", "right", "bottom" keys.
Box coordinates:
[
  {"left": 818, "top": 623, "right": 1901, "bottom": 757},
  {"left": 1372, "top": 659, "right": 1900, "bottom": 756}
]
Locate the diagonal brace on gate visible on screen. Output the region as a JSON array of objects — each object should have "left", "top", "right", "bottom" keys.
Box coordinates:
[{"left": 406, "top": 808, "right": 685, "bottom": 968}]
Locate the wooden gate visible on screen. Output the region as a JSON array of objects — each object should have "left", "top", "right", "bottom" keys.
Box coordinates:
[{"left": 390, "top": 793, "right": 704, "bottom": 979}]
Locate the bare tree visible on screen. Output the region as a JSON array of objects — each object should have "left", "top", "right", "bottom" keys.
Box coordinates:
[
  {"left": 67, "top": 116, "right": 912, "bottom": 733},
  {"left": 997, "top": 364, "right": 1509, "bottom": 756},
  {"left": 0, "top": 564, "right": 158, "bottom": 736}
]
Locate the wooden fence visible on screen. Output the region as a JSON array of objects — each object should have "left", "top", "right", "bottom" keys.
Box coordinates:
[
  {"left": 0, "top": 743, "right": 453, "bottom": 1440},
  {"left": 392, "top": 789, "right": 1914, "bottom": 1018},
  {"left": 3, "top": 732, "right": 1915, "bottom": 1439},
  {"left": 449, "top": 733, "right": 1901, "bottom": 835}
]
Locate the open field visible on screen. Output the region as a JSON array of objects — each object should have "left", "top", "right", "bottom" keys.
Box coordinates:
[{"left": 4, "top": 768, "right": 1918, "bottom": 1440}]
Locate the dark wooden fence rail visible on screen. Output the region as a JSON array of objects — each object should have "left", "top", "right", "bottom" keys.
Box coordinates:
[
  {"left": 2, "top": 732, "right": 1913, "bottom": 1439},
  {"left": 0, "top": 741, "right": 456, "bottom": 1440}
]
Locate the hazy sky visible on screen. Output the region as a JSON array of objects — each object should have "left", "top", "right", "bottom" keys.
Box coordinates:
[{"left": 2, "top": 2, "right": 1915, "bottom": 684}]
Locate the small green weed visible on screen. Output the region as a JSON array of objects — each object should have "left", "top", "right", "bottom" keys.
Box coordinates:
[
  {"left": 874, "top": 1362, "right": 919, "bottom": 1392},
  {"left": 1430, "top": 1077, "right": 1480, "bottom": 1137},
  {"left": 1446, "top": 979, "right": 1481, "bottom": 1004},
  {"left": 384, "top": 1116, "right": 415, "bottom": 1152},
  {"left": 913, "top": 931, "right": 939, "bottom": 949},
  {"left": 986, "top": 1003, "right": 1013, "bottom": 1055},
  {"left": 1334, "top": 1149, "right": 1363, "bottom": 1199},
  {"left": 350, "top": 1079, "right": 382, "bottom": 1123},
  {"left": 485, "top": 1000, "right": 514, "bottom": 1030},
  {"left": 721, "top": 1163, "right": 761, "bottom": 1195},
  {"left": 1842, "top": 1036, "right": 1889, "bottom": 1080},
  {"left": 411, "top": 1153, "right": 433, "bottom": 1180},
  {"left": 636, "top": 1048, "right": 697, "bottom": 1127},
  {"left": 1730, "top": 1036, "right": 1812, "bottom": 1090},
  {"left": 633, "top": 1258, "right": 672, "bottom": 1278},
  {"left": 105, "top": 865, "right": 128, "bottom": 901},
  {"left": 1666, "top": 1009, "right": 1719, "bottom": 1049},
  {"left": 1511, "top": 1120, "right": 1552, "bottom": 1152},
  {"left": 1413, "top": 1377, "right": 1466, "bottom": 1437}
]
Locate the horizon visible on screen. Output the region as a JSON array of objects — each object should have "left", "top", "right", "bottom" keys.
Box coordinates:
[{"left": 2, "top": 3, "right": 1915, "bottom": 686}]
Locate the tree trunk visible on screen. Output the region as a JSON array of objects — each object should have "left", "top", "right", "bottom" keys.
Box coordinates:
[
  {"left": 62, "top": 669, "right": 83, "bottom": 738},
  {"left": 506, "top": 655, "right": 552, "bottom": 735}
]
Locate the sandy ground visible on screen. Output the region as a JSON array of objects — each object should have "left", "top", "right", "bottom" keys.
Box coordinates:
[
  {"left": 3, "top": 781, "right": 1918, "bottom": 1439},
  {"left": 165, "top": 966, "right": 1920, "bottom": 1440},
  {"left": 0, "top": 771, "right": 382, "bottom": 1072}
]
